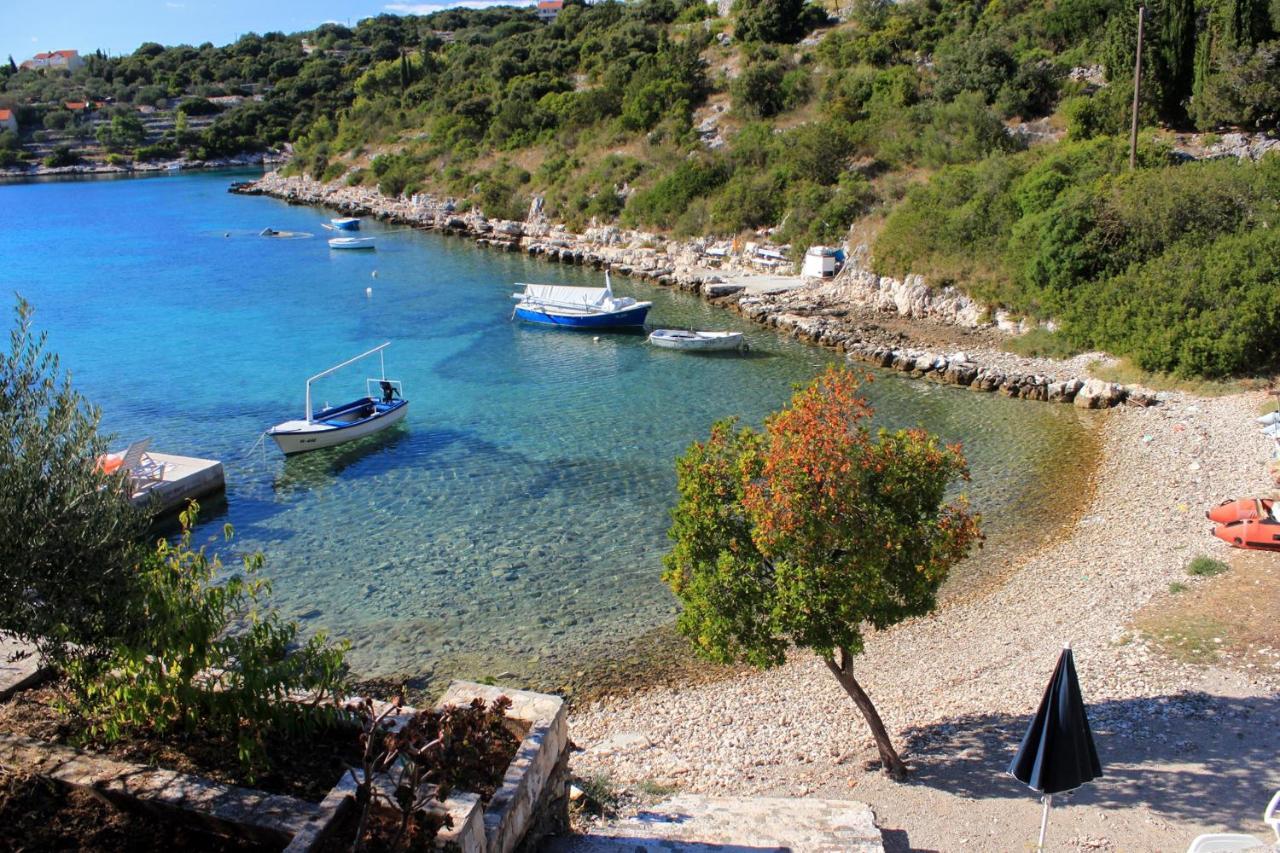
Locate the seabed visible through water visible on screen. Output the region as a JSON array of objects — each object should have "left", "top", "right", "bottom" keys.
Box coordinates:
[{"left": 0, "top": 169, "right": 1095, "bottom": 691}]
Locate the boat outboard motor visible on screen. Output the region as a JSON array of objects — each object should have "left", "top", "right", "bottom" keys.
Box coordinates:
[{"left": 380, "top": 380, "right": 397, "bottom": 404}]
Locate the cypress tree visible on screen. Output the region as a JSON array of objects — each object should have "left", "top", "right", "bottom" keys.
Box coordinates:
[{"left": 1160, "top": 0, "right": 1197, "bottom": 118}]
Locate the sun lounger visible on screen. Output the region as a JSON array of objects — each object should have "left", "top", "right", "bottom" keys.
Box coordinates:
[
  {"left": 1185, "top": 791, "right": 1280, "bottom": 852},
  {"left": 102, "top": 437, "right": 166, "bottom": 490}
]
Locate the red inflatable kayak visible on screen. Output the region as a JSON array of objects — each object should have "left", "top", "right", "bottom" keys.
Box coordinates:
[
  {"left": 1206, "top": 497, "right": 1273, "bottom": 524},
  {"left": 1210, "top": 497, "right": 1280, "bottom": 550}
]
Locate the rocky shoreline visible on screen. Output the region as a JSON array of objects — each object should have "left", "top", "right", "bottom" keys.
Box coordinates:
[
  {"left": 0, "top": 151, "right": 285, "bottom": 179},
  {"left": 232, "top": 172, "right": 1156, "bottom": 410}
]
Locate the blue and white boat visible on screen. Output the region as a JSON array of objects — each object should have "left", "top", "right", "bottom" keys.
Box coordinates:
[
  {"left": 267, "top": 343, "right": 407, "bottom": 455},
  {"left": 511, "top": 271, "right": 651, "bottom": 330},
  {"left": 331, "top": 217, "right": 361, "bottom": 230}
]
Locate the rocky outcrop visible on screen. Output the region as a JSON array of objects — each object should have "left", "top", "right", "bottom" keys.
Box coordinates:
[
  {"left": 233, "top": 172, "right": 1155, "bottom": 410},
  {"left": 826, "top": 266, "right": 988, "bottom": 327}
]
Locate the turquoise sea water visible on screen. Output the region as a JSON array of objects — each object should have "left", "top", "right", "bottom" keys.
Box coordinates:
[{"left": 0, "top": 171, "right": 1087, "bottom": 683}]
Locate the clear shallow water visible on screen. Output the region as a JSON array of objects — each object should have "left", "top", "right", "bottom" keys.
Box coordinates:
[{"left": 0, "top": 171, "right": 1088, "bottom": 683}]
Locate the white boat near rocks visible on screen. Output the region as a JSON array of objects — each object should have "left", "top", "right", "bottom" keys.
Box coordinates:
[
  {"left": 329, "top": 236, "right": 376, "bottom": 250},
  {"left": 648, "top": 329, "right": 746, "bottom": 352},
  {"left": 267, "top": 343, "right": 407, "bottom": 455}
]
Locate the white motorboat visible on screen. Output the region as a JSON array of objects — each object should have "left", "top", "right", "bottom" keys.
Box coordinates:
[
  {"left": 648, "top": 329, "right": 746, "bottom": 352},
  {"left": 267, "top": 343, "right": 407, "bottom": 455},
  {"left": 329, "top": 236, "right": 376, "bottom": 250}
]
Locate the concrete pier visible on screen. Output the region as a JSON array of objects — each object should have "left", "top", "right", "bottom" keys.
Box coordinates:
[{"left": 130, "top": 452, "right": 225, "bottom": 516}]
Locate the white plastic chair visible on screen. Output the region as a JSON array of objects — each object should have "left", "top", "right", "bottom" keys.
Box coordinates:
[{"left": 1186, "top": 791, "right": 1280, "bottom": 853}]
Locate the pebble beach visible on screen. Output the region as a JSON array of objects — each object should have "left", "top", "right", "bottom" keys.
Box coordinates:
[{"left": 568, "top": 389, "right": 1280, "bottom": 851}]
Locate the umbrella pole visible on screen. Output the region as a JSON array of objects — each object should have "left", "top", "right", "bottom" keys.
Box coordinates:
[{"left": 1037, "top": 794, "right": 1052, "bottom": 851}]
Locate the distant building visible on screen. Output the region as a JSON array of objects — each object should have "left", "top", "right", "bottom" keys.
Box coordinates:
[
  {"left": 207, "top": 95, "right": 245, "bottom": 107},
  {"left": 64, "top": 101, "right": 88, "bottom": 112},
  {"left": 536, "top": 0, "right": 563, "bottom": 22},
  {"left": 0, "top": 109, "right": 17, "bottom": 133},
  {"left": 20, "top": 50, "right": 84, "bottom": 72}
]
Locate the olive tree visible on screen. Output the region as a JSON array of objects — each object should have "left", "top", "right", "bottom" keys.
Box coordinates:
[
  {"left": 0, "top": 297, "right": 151, "bottom": 662},
  {"left": 663, "top": 368, "right": 981, "bottom": 779}
]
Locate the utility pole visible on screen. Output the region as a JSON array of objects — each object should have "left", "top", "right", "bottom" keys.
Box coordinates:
[{"left": 1129, "top": 4, "right": 1145, "bottom": 170}]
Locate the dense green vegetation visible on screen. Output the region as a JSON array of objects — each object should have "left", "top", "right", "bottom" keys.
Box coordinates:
[
  {"left": 1, "top": 300, "right": 349, "bottom": 771},
  {"left": 2, "top": 0, "right": 1278, "bottom": 377}
]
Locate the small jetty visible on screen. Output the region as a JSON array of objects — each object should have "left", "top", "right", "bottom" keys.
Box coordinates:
[{"left": 129, "top": 452, "right": 225, "bottom": 516}]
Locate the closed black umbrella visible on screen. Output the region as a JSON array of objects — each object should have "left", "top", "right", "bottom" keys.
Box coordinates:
[{"left": 1009, "top": 645, "right": 1102, "bottom": 851}]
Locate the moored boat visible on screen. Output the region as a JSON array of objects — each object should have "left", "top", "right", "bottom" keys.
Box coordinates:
[
  {"left": 267, "top": 343, "right": 407, "bottom": 455},
  {"left": 329, "top": 236, "right": 376, "bottom": 250},
  {"left": 511, "top": 271, "right": 650, "bottom": 330},
  {"left": 648, "top": 329, "right": 746, "bottom": 352},
  {"left": 331, "top": 217, "right": 361, "bottom": 230}
]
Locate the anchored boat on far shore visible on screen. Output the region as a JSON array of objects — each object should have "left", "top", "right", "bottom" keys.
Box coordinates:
[
  {"left": 267, "top": 343, "right": 407, "bottom": 455},
  {"left": 511, "top": 271, "right": 651, "bottom": 330}
]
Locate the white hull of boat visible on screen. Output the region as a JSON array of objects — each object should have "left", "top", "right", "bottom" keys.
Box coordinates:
[
  {"left": 648, "top": 329, "right": 746, "bottom": 351},
  {"left": 269, "top": 400, "right": 408, "bottom": 454},
  {"left": 329, "top": 237, "right": 376, "bottom": 250}
]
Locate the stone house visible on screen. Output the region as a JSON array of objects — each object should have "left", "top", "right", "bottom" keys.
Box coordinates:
[
  {"left": 0, "top": 109, "right": 17, "bottom": 133},
  {"left": 536, "top": 0, "right": 563, "bottom": 22},
  {"left": 20, "top": 50, "right": 84, "bottom": 72}
]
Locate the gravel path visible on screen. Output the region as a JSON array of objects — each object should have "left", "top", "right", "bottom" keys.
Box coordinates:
[{"left": 568, "top": 391, "right": 1280, "bottom": 851}]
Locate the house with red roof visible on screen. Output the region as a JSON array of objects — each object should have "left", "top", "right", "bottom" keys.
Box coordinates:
[
  {"left": 536, "top": 0, "right": 563, "bottom": 22},
  {"left": 0, "top": 109, "right": 17, "bottom": 133},
  {"left": 20, "top": 50, "right": 84, "bottom": 72}
]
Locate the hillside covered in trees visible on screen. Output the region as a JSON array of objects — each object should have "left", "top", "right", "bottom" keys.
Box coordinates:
[{"left": 3, "top": 0, "right": 1278, "bottom": 377}]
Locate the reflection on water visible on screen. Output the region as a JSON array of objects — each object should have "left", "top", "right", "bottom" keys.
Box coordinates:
[{"left": 0, "top": 170, "right": 1094, "bottom": 687}]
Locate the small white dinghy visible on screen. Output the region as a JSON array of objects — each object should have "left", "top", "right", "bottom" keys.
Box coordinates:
[
  {"left": 648, "top": 329, "right": 746, "bottom": 352},
  {"left": 329, "top": 236, "right": 376, "bottom": 250},
  {"left": 267, "top": 343, "right": 407, "bottom": 455}
]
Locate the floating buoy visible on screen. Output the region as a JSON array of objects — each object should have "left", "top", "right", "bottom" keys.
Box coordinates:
[
  {"left": 224, "top": 232, "right": 229, "bottom": 237},
  {"left": 593, "top": 336, "right": 600, "bottom": 342},
  {"left": 366, "top": 287, "right": 373, "bottom": 297},
  {"left": 371, "top": 270, "right": 378, "bottom": 278}
]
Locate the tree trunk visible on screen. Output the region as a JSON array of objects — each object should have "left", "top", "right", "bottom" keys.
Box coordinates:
[{"left": 825, "top": 647, "right": 907, "bottom": 781}]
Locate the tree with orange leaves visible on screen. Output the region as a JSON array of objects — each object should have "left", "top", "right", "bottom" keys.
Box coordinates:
[{"left": 663, "top": 366, "right": 982, "bottom": 780}]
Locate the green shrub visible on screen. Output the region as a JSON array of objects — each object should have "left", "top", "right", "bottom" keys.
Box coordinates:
[
  {"left": 934, "top": 35, "right": 1017, "bottom": 103},
  {"left": 1192, "top": 40, "right": 1280, "bottom": 130},
  {"left": 0, "top": 299, "right": 151, "bottom": 664},
  {"left": 42, "top": 144, "right": 79, "bottom": 168},
  {"left": 1065, "top": 227, "right": 1280, "bottom": 377},
  {"left": 732, "top": 55, "right": 789, "bottom": 118},
  {"left": 624, "top": 157, "right": 730, "bottom": 229},
  {"left": 1186, "top": 555, "right": 1229, "bottom": 577},
  {"left": 135, "top": 141, "right": 179, "bottom": 161},
  {"left": 67, "top": 505, "right": 349, "bottom": 772},
  {"left": 733, "top": 0, "right": 826, "bottom": 44},
  {"left": 1001, "top": 327, "right": 1081, "bottom": 359}
]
